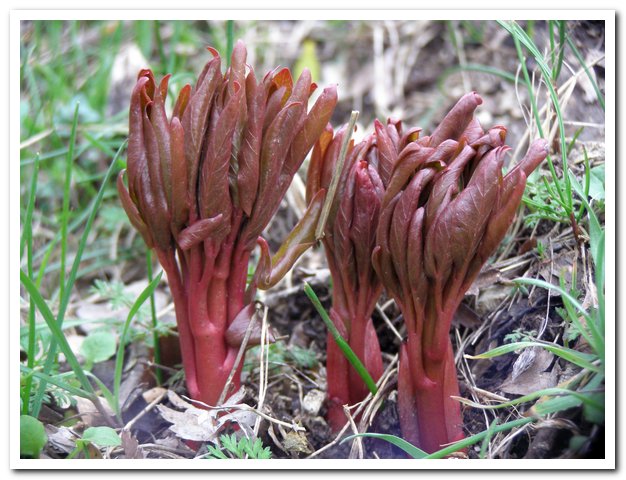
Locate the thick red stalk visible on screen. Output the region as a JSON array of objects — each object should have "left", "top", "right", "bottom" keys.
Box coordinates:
[
  {"left": 157, "top": 249, "right": 200, "bottom": 399},
  {"left": 397, "top": 307, "right": 464, "bottom": 453}
]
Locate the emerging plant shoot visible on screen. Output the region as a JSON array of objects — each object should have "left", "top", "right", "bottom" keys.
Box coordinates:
[
  {"left": 372, "top": 92, "right": 548, "bottom": 452},
  {"left": 306, "top": 121, "right": 412, "bottom": 429},
  {"left": 118, "top": 41, "right": 337, "bottom": 406}
]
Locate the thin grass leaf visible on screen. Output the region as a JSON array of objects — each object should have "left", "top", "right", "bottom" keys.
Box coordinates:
[
  {"left": 20, "top": 270, "right": 109, "bottom": 417},
  {"left": 23, "top": 257, "right": 37, "bottom": 414},
  {"left": 146, "top": 251, "right": 163, "bottom": 385},
  {"left": 548, "top": 21, "right": 557, "bottom": 77},
  {"left": 466, "top": 339, "right": 600, "bottom": 373},
  {"left": 342, "top": 433, "right": 428, "bottom": 459},
  {"left": 454, "top": 386, "right": 604, "bottom": 413},
  {"left": 20, "top": 154, "right": 40, "bottom": 261},
  {"left": 82, "top": 130, "right": 119, "bottom": 158},
  {"left": 425, "top": 416, "right": 536, "bottom": 459},
  {"left": 499, "top": 20, "right": 573, "bottom": 213},
  {"left": 438, "top": 63, "right": 516, "bottom": 92},
  {"left": 20, "top": 365, "right": 95, "bottom": 400},
  {"left": 595, "top": 230, "right": 605, "bottom": 332},
  {"left": 303, "top": 282, "right": 378, "bottom": 395},
  {"left": 84, "top": 371, "right": 116, "bottom": 414},
  {"left": 32, "top": 143, "right": 125, "bottom": 417},
  {"left": 226, "top": 20, "right": 235, "bottom": 67},
  {"left": 568, "top": 166, "right": 604, "bottom": 267},
  {"left": 566, "top": 36, "right": 605, "bottom": 110},
  {"left": 567, "top": 125, "right": 585, "bottom": 156},
  {"left": 515, "top": 277, "right": 604, "bottom": 360},
  {"left": 553, "top": 21, "right": 567, "bottom": 81},
  {"left": 509, "top": 26, "right": 567, "bottom": 211},
  {"left": 113, "top": 271, "right": 163, "bottom": 416},
  {"left": 345, "top": 417, "right": 536, "bottom": 459},
  {"left": 531, "top": 372, "right": 604, "bottom": 417},
  {"left": 479, "top": 418, "right": 499, "bottom": 459},
  {"left": 59, "top": 102, "right": 80, "bottom": 303}
]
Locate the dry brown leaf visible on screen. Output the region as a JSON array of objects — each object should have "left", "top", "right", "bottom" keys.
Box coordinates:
[
  {"left": 121, "top": 431, "right": 145, "bottom": 459},
  {"left": 499, "top": 347, "right": 557, "bottom": 396},
  {"left": 282, "top": 429, "right": 311, "bottom": 455},
  {"left": 302, "top": 389, "right": 325, "bottom": 416},
  {"left": 75, "top": 395, "right": 115, "bottom": 427},
  {"left": 157, "top": 388, "right": 255, "bottom": 442},
  {"left": 45, "top": 425, "right": 77, "bottom": 455}
]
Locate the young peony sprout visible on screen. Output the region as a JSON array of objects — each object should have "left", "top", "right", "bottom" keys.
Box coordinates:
[
  {"left": 118, "top": 40, "right": 337, "bottom": 406},
  {"left": 305, "top": 120, "right": 411, "bottom": 430},
  {"left": 372, "top": 92, "right": 548, "bottom": 453}
]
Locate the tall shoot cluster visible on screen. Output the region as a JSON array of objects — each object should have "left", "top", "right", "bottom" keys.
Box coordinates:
[
  {"left": 119, "top": 38, "right": 547, "bottom": 452},
  {"left": 305, "top": 121, "right": 415, "bottom": 429},
  {"left": 118, "top": 41, "right": 337, "bottom": 406},
  {"left": 306, "top": 93, "right": 547, "bottom": 451},
  {"left": 371, "top": 93, "right": 548, "bottom": 452}
]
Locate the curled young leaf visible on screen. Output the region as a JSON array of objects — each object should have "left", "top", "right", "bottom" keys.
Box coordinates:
[
  {"left": 254, "top": 189, "right": 326, "bottom": 290},
  {"left": 176, "top": 214, "right": 225, "bottom": 251}
]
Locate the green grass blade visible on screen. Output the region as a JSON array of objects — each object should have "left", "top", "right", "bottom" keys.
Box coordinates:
[
  {"left": 514, "top": 277, "right": 604, "bottom": 360},
  {"left": 466, "top": 340, "right": 600, "bottom": 373},
  {"left": 113, "top": 271, "right": 163, "bottom": 416},
  {"left": 21, "top": 154, "right": 40, "bottom": 414},
  {"left": 531, "top": 372, "right": 604, "bottom": 417},
  {"left": 31, "top": 142, "right": 125, "bottom": 416},
  {"left": 226, "top": 20, "right": 235, "bottom": 66},
  {"left": 456, "top": 386, "right": 604, "bottom": 413},
  {"left": 344, "top": 416, "right": 536, "bottom": 459},
  {"left": 303, "top": 282, "right": 378, "bottom": 395},
  {"left": 498, "top": 20, "right": 573, "bottom": 213},
  {"left": 439, "top": 63, "right": 517, "bottom": 88},
  {"left": 20, "top": 365, "right": 95, "bottom": 400},
  {"left": 342, "top": 433, "right": 428, "bottom": 459},
  {"left": 20, "top": 154, "right": 40, "bottom": 261},
  {"left": 595, "top": 230, "right": 605, "bottom": 332},
  {"left": 568, "top": 167, "right": 604, "bottom": 266},
  {"left": 508, "top": 25, "right": 567, "bottom": 210},
  {"left": 146, "top": 251, "right": 163, "bottom": 385},
  {"left": 425, "top": 417, "right": 536, "bottom": 459},
  {"left": 553, "top": 21, "right": 567, "bottom": 81},
  {"left": 479, "top": 418, "right": 499, "bottom": 459},
  {"left": 566, "top": 36, "right": 605, "bottom": 110},
  {"left": 59, "top": 102, "right": 80, "bottom": 303},
  {"left": 20, "top": 270, "right": 98, "bottom": 400},
  {"left": 548, "top": 20, "right": 557, "bottom": 75},
  {"left": 84, "top": 371, "right": 116, "bottom": 415}
]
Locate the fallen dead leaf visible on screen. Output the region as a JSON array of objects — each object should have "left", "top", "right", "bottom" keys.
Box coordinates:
[
  {"left": 45, "top": 425, "right": 78, "bottom": 455},
  {"left": 499, "top": 347, "right": 557, "bottom": 396},
  {"left": 281, "top": 429, "right": 311, "bottom": 455},
  {"left": 156, "top": 388, "right": 256, "bottom": 442},
  {"left": 121, "top": 430, "right": 145, "bottom": 459},
  {"left": 75, "top": 395, "right": 116, "bottom": 427},
  {"left": 302, "top": 389, "right": 325, "bottom": 416}
]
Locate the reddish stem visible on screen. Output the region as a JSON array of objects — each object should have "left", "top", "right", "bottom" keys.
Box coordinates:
[
  {"left": 397, "top": 305, "right": 464, "bottom": 454},
  {"left": 326, "top": 307, "right": 383, "bottom": 431},
  {"left": 157, "top": 249, "right": 200, "bottom": 399}
]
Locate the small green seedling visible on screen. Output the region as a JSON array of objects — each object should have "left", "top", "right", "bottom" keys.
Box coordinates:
[
  {"left": 20, "top": 415, "right": 48, "bottom": 458},
  {"left": 206, "top": 434, "right": 272, "bottom": 459},
  {"left": 67, "top": 426, "right": 121, "bottom": 459},
  {"left": 80, "top": 331, "right": 117, "bottom": 369}
]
